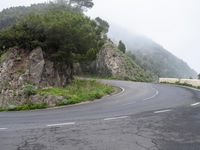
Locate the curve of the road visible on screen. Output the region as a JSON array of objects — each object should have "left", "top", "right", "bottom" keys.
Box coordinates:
[{"left": 0, "top": 79, "right": 200, "bottom": 131}]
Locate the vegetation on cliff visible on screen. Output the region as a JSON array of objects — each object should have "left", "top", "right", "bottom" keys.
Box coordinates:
[{"left": 118, "top": 40, "right": 126, "bottom": 53}]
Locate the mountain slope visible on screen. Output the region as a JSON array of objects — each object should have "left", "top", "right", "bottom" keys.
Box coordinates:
[{"left": 108, "top": 24, "right": 197, "bottom": 79}]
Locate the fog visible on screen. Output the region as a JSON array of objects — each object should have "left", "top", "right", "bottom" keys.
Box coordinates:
[
  {"left": 86, "top": 0, "right": 200, "bottom": 73},
  {"left": 0, "top": 0, "right": 199, "bottom": 73}
]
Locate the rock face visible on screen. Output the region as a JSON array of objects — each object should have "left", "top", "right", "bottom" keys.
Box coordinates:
[
  {"left": 76, "top": 42, "right": 152, "bottom": 81},
  {"left": 0, "top": 47, "right": 72, "bottom": 108}
]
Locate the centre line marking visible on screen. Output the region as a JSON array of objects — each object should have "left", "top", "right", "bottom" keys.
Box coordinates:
[
  {"left": 154, "top": 109, "right": 172, "bottom": 114},
  {"left": 47, "top": 122, "right": 75, "bottom": 127},
  {"left": 143, "top": 88, "right": 159, "bottom": 101},
  {"left": 104, "top": 116, "right": 128, "bottom": 121},
  {"left": 115, "top": 87, "right": 125, "bottom": 96},
  {"left": 0, "top": 128, "right": 8, "bottom": 130},
  {"left": 191, "top": 102, "right": 200, "bottom": 106}
]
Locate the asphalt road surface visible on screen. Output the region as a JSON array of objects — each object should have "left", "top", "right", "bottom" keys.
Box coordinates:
[{"left": 0, "top": 80, "right": 200, "bottom": 150}]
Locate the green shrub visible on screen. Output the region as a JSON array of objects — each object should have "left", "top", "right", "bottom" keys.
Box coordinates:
[
  {"left": 23, "top": 84, "right": 37, "bottom": 98},
  {"left": 0, "top": 108, "right": 2, "bottom": 111}
]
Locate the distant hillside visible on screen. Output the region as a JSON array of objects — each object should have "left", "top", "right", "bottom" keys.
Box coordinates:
[{"left": 108, "top": 24, "right": 197, "bottom": 79}]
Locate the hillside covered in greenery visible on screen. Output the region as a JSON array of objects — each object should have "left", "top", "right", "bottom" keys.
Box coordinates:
[{"left": 108, "top": 25, "right": 197, "bottom": 79}]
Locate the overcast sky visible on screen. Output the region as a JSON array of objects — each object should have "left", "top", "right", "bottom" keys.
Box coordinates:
[{"left": 0, "top": 0, "right": 199, "bottom": 72}]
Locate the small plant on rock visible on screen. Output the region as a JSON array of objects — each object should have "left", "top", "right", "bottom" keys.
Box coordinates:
[{"left": 23, "top": 84, "right": 37, "bottom": 98}]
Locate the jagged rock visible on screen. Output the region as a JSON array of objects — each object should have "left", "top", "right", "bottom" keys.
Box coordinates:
[
  {"left": 30, "top": 95, "right": 64, "bottom": 107},
  {"left": 75, "top": 42, "right": 151, "bottom": 81},
  {"left": 0, "top": 47, "right": 72, "bottom": 108},
  {"left": 29, "top": 48, "right": 45, "bottom": 85},
  {"left": 43, "top": 95, "right": 64, "bottom": 107}
]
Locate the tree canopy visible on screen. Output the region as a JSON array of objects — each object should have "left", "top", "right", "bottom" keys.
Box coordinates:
[
  {"left": 0, "top": 10, "right": 104, "bottom": 62},
  {"left": 95, "top": 17, "right": 109, "bottom": 34},
  {"left": 55, "top": 0, "right": 94, "bottom": 11},
  {"left": 0, "top": 0, "right": 94, "bottom": 30}
]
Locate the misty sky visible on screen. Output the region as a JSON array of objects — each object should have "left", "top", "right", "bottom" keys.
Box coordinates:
[{"left": 0, "top": 0, "right": 199, "bottom": 72}]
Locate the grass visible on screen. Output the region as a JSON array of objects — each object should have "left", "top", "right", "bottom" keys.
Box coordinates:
[
  {"left": 37, "top": 79, "right": 114, "bottom": 106},
  {"left": 0, "top": 80, "right": 114, "bottom": 112},
  {"left": 0, "top": 103, "right": 48, "bottom": 112}
]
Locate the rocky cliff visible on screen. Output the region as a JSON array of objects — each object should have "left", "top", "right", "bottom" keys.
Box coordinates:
[
  {"left": 75, "top": 42, "right": 153, "bottom": 82},
  {"left": 0, "top": 47, "right": 72, "bottom": 108}
]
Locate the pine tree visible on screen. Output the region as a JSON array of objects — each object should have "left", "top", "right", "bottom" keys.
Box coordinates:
[{"left": 118, "top": 40, "right": 126, "bottom": 53}]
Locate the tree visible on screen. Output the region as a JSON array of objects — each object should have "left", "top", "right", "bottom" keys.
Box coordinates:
[
  {"left": 198, "top": 74, "right": 200, "bottom": 79},
  {"left": 73, "top": 0, "right": 94, "bottom": 9},
  {"left": 95, "top": 17, "right": 109, "bottom": 33},
  {"left": 95, "top": 17, "right": 109, "bottom": 40},
  {"left": 118, "top": 40, "right": 126, "bottom": 53},
  {"left": 55, "top": 0, "right": 94, "bottom": 10},
  {"left": 0, "top": 10, "right": 104, "bottom": 63}
]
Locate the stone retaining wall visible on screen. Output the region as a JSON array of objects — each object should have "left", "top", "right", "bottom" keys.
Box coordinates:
[{"left": 159, "top": 78, "right": 200, "bottom": 87}]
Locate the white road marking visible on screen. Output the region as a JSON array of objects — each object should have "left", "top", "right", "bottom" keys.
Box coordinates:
[
  {"left": 154, "top": 109, "right": 172, "bottom": 114},
  {"left": 191, "top": 102, "right": 200, "bottom": 106},
  {"left": 143, "top": 88, "right": 159, "bottom": 101},
  {"left": 0, "top": 128, "right": 8, "bottom": 130},
  {"left": 104, "top": 116, "right": 128, "bottom": 121},
  {"left": 115, "top": 87, "right": 125, "bottom": 96},
  {"left": 47, "top": 122, "right": 75, "bottom": 127}
]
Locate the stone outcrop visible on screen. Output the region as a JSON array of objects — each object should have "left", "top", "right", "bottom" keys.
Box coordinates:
[
  {"left": 76, "top": 42, "right": 152, "bottom": 81},
  {"left": 0, "top": 47, "right": 72, "bottom": 108}
]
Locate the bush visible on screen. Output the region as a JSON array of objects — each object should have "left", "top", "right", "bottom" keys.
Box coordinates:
[{"left": 23, "top": 84, "right": 37, "bottom": 98}]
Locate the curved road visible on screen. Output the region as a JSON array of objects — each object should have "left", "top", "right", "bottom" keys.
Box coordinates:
[{"left": 0, "top": 80, "right": 200, "bottom": 150}]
